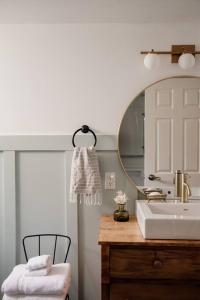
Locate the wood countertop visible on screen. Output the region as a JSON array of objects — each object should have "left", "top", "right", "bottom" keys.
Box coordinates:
[{"left": 98, "top": 215, "right": 200, "bottom": 247}]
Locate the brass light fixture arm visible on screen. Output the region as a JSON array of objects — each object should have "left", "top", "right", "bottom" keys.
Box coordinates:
[
  {"left": 141, "top": 45, "right": 199, "bottom": 63},
  {"left": 141, "top": 51, "right": 200, "bottom": 55}
]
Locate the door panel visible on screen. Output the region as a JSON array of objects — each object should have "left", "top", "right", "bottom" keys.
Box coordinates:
[
  {"left": 156, "top": 119, "right": 172, "bottom": 172},
  {"left": 145, "top": 78, "right": 200, "bottom": 187},
  {"left": 184, "top": 119, "right": 199, "bottom": 172}
]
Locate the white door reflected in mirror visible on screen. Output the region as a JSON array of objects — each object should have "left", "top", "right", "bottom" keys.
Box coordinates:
[{"left": 118, "top": 77, "right": 200, "bottom": 192}]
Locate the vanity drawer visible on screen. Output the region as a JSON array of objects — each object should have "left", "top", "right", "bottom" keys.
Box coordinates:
[
  {"left": 110, "top": 248, "right": 200, "bottom": 280},
  {"left": 110, "top": 280, "right": 200, "bottom": 300}
]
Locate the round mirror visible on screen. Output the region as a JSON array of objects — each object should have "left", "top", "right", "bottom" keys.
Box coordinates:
[{"left": 118, "top": 76, "right": 200, "bottom": 191}]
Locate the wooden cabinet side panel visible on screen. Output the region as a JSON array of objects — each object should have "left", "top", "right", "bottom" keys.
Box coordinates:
[{"left": 101, "top": 245, "right": 110, "bottom": 300}]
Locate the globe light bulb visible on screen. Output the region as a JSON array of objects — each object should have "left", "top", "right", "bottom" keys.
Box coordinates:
[
  {"left": 178, "top": 53, "right": 195, "bottom": 69},
  {"left": 144, "top": 53, "right": 160, "bottom": 70}
]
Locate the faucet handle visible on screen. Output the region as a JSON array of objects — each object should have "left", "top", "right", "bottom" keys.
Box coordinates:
[
  {"left": 184, "top": 173, "right": 191, "bottom": 182},
  {"left": 183, "top": 182, "right": 192, "bottom": 198},
  {"left": 148, "top": 174, "right": 161, "bottom": 181},
  {"left": 182, "top": 173, "right": 192, "bottom": 202}
]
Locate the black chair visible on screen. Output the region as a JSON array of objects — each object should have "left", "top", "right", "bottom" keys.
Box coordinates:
[{"left": 22, "top": 234, "right": 71, "bottom": 300}]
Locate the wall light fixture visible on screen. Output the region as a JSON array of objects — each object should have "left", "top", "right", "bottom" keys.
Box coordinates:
[{"left": 141, "top": 45, "right": 199, "bottom": 70}]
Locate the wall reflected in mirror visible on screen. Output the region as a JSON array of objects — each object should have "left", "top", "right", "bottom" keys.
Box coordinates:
[{"left": 119, "top": 92, "right": 145, "bottom": 186}]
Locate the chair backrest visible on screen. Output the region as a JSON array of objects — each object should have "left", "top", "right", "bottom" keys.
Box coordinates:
[{"left": 22, "top": 234, "right": 71, "bottom": 264}]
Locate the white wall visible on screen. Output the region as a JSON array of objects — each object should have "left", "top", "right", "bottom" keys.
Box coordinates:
[
  {"left": 0, "top": 22, "right": 199, "bottom": 134},
  {"left": 0, "top": 20, "right": 200, "bottom": 300}
]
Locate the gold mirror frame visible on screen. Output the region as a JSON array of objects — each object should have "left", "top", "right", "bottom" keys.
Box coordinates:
[{"left": 117, "top": 75, "right": 199, "bottom": 190}]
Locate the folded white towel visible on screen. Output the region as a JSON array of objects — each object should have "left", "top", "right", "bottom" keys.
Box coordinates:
[
  {"left": 1, "top": 263, "right": 71, "bottom": 296},
  {"left": 3, "top": 292, "right": 69, "bottom": 300},
  {"left": 25, "top": 266, "right": 51, "bottom": 277},
  {"left": 27, "top": 255, "right": 52, "bottom": 271}
]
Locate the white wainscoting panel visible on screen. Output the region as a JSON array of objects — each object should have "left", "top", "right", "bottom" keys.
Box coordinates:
[
  {"left": 1, "top": 152, "right": 16, "bottom": 274},
  {"left": 0, "top": 152, "right": 4, "bottom": 286},
  {"left": 16, "top": 151, "right": 67, "bottom": 262},
  {"left": 0, "top": 135, "right": 119, "bottom": 300}
]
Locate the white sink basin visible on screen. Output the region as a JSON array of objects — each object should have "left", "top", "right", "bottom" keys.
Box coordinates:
[{"left": 136, "top": 200, "right": 200, "bottom": 240}]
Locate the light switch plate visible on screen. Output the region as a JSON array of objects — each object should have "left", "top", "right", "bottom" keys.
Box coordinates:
[{"left": 105, "top": 172, "right": 116, "bottom": 190}]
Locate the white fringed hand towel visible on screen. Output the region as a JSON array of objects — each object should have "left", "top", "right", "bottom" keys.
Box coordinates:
[{"left": 70, "top": 146, "right": 102, "bottom": 205}]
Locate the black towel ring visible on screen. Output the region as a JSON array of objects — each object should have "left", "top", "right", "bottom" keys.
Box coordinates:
[{"left": 72, "top": 125, "right": 97, "bottom": 147}]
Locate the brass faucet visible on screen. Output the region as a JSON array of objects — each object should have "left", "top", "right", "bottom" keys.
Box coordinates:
[{"left": 174, "top": 170, "right": 191, "bottom": 202}]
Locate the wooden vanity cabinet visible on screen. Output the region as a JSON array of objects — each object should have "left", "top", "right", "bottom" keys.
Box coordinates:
[{"left": 98, "top": 216, "right": 200, "bottom": 300}]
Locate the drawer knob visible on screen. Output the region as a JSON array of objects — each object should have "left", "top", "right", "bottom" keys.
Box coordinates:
[{"left": 153, "top": 259, "right": 163, "bottom": 268}]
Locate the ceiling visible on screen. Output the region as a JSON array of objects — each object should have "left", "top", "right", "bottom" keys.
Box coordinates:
[{"left": 0, "top": 0, "right": 199, "bottom": 24}]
